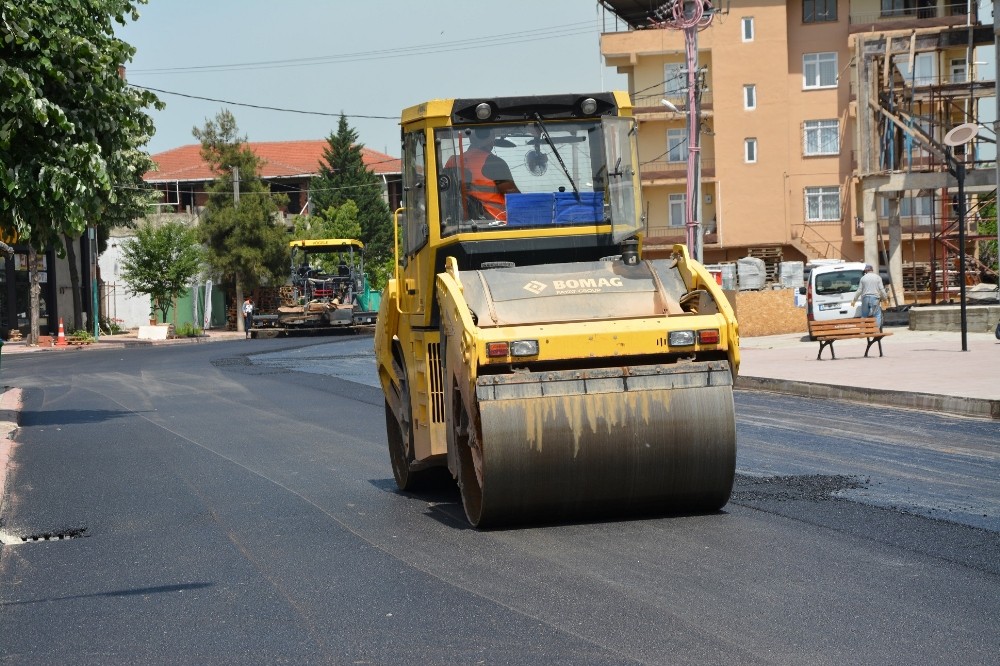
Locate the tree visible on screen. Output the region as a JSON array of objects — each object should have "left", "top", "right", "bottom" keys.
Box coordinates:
[
  {"left": 0, "top": 0, "right": 161, "bottom": 341},
  {"left": 293, "top": 201, "right": 362, "bottom": 242},
  {"left": 310, "top": 114, "right": 393, "bottom": 288},
  {"left": 119, "top": 221, "right": 203, "bottom": 322},
  {"left": 977, "top": 198, "right": 997, "bottom": 280},
  {"left": 194, "top": 110, "right": 289, "bottom": 332}
]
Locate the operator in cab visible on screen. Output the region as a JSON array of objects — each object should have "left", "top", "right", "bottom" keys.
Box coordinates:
[{"left": 447, "top": 128, "right": 520, "bottom": 223}]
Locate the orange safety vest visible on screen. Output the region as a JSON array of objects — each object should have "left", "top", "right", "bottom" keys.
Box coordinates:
[{"left": 453, "top": 148, "right": 507, "bottom": 222}]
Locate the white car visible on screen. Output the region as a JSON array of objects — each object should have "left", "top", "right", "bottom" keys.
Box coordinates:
[{"left": 802, "top": 262, "right": 866, "bottom": 338}]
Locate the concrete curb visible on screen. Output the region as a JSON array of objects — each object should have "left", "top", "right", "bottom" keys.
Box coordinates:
[
  {"left": 0, "top": 387, "right": 22, "bottom": 518},
  {"left": 1, "top": 334, "right": 246, "bottom": 354},
  {"left": 736, "top": 375, "right": 1000, "bottom": 420}
]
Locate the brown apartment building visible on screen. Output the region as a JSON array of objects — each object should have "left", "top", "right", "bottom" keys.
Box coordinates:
[{"left": 598, "top": 0, "right": 996, "bottom": 301}]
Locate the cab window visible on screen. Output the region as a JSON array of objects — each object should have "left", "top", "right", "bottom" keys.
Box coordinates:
[{"left": 402, "top": 130, "right": 428, "bottom": 256}]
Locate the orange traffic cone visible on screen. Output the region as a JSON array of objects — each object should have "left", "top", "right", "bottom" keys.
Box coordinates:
[{"left": 56, "top": 317, "right": 67, "bottom": 346}]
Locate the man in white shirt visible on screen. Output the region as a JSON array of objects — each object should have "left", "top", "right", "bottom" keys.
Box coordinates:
[{"left": 851, "top": 264, "right": 888, "bottom": 330}]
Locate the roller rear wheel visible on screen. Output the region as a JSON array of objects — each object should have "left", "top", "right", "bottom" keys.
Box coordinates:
[
  {"left": 385, "top": 370, "right": 423, "bottom": 491},
  {"left": 455, "top": 400, "right": 485, "bottom": 526}
]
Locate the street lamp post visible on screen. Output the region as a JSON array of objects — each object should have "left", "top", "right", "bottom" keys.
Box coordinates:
[
  {"left": 652, "top": 0, "right": 714, "bottom": 263},
  {"left": 942, "top": 122, "right": 975, "bottom": 352},
  {"left": 949, "top": 156, "right": 969, "bottom": 352}
]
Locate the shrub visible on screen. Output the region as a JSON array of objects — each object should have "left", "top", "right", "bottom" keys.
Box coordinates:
[{"left": 175, "top": 322, "right": 203, "bottom": 338}]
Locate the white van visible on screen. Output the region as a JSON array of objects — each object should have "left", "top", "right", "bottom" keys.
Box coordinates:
[{"left": 802, "top": 262, "right": 866, "bottom": 336}]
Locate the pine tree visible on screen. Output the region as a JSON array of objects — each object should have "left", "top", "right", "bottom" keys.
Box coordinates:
[
  {"left": 310, "top": 114, "right": 392, "bottom": 288},
  {"left": 194, "top": 110, "right": 289, "bottom": 332}
]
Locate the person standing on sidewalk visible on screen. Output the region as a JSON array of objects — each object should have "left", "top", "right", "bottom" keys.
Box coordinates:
[
  {"left": 242, "top": 297, "right": 254, "bottom": 339},
  {"left": 851, "top": 264, "right": 888, "bottom": 330}
]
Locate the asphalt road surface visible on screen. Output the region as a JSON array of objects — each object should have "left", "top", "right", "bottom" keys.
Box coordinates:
[{"left": 0, "top": 336, "right": 997, "bottom": 665}]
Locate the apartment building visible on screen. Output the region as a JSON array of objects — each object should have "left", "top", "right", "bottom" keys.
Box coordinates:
[{"left": 598, "top": 0, "right": 996, "bottom": 300}]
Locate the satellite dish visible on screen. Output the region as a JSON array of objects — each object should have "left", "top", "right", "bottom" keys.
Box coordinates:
[
  {"left": 525, "top": 150, "right": 548, "bottom": 176},
  {"left": 943, "top": 123, "right": 980, "bottom": 147}
]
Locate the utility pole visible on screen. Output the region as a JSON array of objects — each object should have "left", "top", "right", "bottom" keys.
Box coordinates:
[
  {"left": 231, "top": 164, "right": 244, "bottom": 334},
  {"left": 651, "top": 0, "right": 715, "bottom": 263},
  {"left": 995, "top": 18, "right": 1000, "bottom": 282}
]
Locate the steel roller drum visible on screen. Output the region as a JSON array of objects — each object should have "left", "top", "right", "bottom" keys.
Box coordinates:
[{"left": 464, "top": 360, "right": 736, "bottom": 527}]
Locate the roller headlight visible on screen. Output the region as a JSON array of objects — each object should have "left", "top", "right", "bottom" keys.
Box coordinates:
[
  {"left": 510, "top": 339, "right": 539, "bottom": 357},
  {"left": 580, "top": 97, "right": 598, "bottom": 115},
  {"left": 668, "top": 330, "right": 696, "bottom": 346},
  {"left": 475, "top": 103, "right": 493, "bottom": 120}
]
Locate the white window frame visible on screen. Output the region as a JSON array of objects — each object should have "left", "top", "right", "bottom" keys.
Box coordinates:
[
  {"left": 893, "top": 53, "right": 936, "bottom": 86},
  {"left": 744, "top": 138, "right": 758, "bottom": 163},
  {"left": 879, "top": 193, "right": 933, "bottom": 223},
  {"left": 950, "top": 58, "right": 967, "bottom": 84},
  {"left": 667, "top": 128, "right": 686, "bottom": 163},
  {"left": 743, "top": 84, "right": 756, "bottom": 110},
  {"left": 803, "top": 119, "right": 839, "bottom": 156},
  {"left": 741, "top": 17, "right": 754, "bottom": 42},
  {"left": 803, "top": 52, "right": 838, "bottom": 89},
  {"left": 805, "top": 186, "right": 841, "bottom": 222},
  {"left": 668, "top": 193, "right": 686, "bottom": 227},
  {"left": 663, "top": 62, "right": 686, "bottom": 97}
]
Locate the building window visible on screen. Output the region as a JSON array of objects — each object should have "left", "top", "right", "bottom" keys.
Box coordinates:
[
  {"left": 881, "top": 0, "right": 915, "bottom": 18},
  {"left": 879, "top": 194, "right": 932, "bottom": 222},
  {"left": 803, "top": 0, "right": 837, "bottom": 22},
  {"left": 950, "top": 58, "right": 967, "bottom": 84},
  {"left": 745, "top": 138, "right": 758, "bottom": 163},
  {"left": 741, "top": 17, "right": 754, "bottom": 41},
  {"left": 805, "top": 186, "right": 840, "bottom": 221},
  {"left": 667, "top": 129, "right": 686, "bottom": 162},
  {"left": 893, "top": 52, "right": 936, "bottom": 85},
  {"left": 669, "top": 193, "right": 686, "bottom": 227},
  {"left": 803, "top": 52, "right": 838, "bottom": 89},
  {"left": 744, "top": 84, "right": 756, "bottom": 110},
  {"left": 803, "top": 119, "right": 839, "bottom": 155},
  {"left": 664, "top": 62, "right": 686, "bottom": 98}
]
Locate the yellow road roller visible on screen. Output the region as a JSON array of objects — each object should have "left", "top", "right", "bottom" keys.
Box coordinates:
[{"left": 375, "top": 92, "right": 739, "bottom": 527}]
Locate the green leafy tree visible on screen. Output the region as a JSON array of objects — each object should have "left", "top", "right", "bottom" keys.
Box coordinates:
[
  {"left": 118, "top": 221, "right": 203, "bottom": 322},
  {"left": 291, "top": 201, "right": 362, "bottom": 274},
  {"left": 977, "top": 199, "right": 997, "bottom": 279},
  {"left": 292, "top": 201, "right": 361, "bottom": 242},
  {"left": 194, "top": 110, "right": 289, "bottom": 332},
  {"left": 0, "top": 0, "right": 161, "bottom": 340},
  {"left": 310, "top": 114, "right": 392, "bottom": 288}
]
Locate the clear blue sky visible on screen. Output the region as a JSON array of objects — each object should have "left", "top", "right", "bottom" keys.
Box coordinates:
[{"left": 116, "top": 1, "right": 629, "bottom": 157}]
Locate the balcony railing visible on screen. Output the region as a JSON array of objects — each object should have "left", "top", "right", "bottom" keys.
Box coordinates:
[
  {"left": 640, "top": 157, "right": 716, "bottom": 180},
  {"left": 849, "top": 4, "right": 971, "bottom": 29},
  {"left": 632, "top": 91, "right": 713, "bottom": 114}
]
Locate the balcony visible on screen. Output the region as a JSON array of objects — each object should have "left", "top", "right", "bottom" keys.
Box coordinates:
[
  {"left": 848, "top": 4, "right": 971, "bottom": 33},
  {"left": 632, "top": 92, "right": 714, "bottom": 117},
  {"left": 640, "top": 157, "right": 716, "bottom": 182},
  {"left": 644, "top": 227, "right": 720, "bottom": 247}
]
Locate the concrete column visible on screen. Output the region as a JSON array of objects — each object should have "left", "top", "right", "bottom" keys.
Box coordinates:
[
  {"left": 887, "top": 194, "right": 904, "bottom": 305},
  {"left": 862, "top": 187, "right": 879, "bottom": 266}
]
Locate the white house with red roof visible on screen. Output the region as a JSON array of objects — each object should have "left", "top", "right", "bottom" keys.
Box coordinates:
[
  {"left": 97, "top": 140, "right": 402, "bottom": 330},
  {"left": 143, "top": 139, "right": 402, "bottom": 215}
]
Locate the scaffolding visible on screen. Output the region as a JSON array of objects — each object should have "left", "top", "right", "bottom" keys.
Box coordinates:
[{"left": 856, "top": 25, "right": 997, "bottom": 304}]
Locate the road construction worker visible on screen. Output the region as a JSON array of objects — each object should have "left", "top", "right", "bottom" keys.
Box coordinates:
[{"left": 447, "top": 128, "right": 519, "bottom": 222}]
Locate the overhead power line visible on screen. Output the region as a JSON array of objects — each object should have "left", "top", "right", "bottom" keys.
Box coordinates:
[
  {"left": 129, "top": 21, "right": 597, "bottom": 75},
  {"left": 130, "top": 85, "right": 398, "bottom": 120}
]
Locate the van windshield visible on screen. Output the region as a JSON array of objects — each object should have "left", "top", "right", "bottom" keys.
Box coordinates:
[{"left": 814, "top": 269, "right": 862, "bottom": 295}]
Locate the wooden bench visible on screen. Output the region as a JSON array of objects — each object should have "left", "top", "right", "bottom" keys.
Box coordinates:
[{"left": 810, "top": 317, "right": 892, "bottom": 360}]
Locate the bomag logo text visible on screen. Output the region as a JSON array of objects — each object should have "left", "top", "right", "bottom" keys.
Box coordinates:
[{"left": 552, "top": 277, "right": 624, "bottom": 290}]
